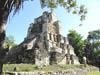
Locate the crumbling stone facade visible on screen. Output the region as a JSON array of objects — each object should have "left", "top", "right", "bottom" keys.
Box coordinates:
[{"left": 7, "top": 11, "right": 79, "bottom": 65}]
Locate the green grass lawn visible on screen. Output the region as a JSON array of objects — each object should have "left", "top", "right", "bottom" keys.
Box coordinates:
[
  {"left": 3, "top": 64, "right": 38, "bottom": 72},
  {"left": 3, "top": 64, "right": 99, "bottom": 74},
  {"left": 3, "top": 64, "right": 86, "bottom": 72},
  {"left": 87, "top": 71, "right": 100, "bottom": 75}
]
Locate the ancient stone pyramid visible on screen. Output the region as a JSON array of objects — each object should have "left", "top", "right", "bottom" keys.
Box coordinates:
[{"left": 6, "top": 11, "right": 79, "bottom": 65}]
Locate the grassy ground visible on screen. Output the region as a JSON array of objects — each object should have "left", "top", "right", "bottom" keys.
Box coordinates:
[
  {"left": 3, "top": 64, "right": 37, "bottom": 72},
  {"left": 87, "top": 71, "right": 100, "bottom": 75},
  {"left": 3, "top": 64, "right": 86, "bottom": 72},
  {"left": 3, "top": 64, "right": 100, "bottom": 75}
]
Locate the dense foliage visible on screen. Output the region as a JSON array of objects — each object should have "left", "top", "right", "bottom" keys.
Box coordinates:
[
  {"left": 85, "top": 30, "right": 100, "bottom": 66},
  {"left": 67, "top": 29, "right": 100, "bottom": 66},
  {"left": 67, "top": 30, "right": 85, "bottom": 63},
  {"left": 5, "top": 36, "right": 17, "bottom": 48}
]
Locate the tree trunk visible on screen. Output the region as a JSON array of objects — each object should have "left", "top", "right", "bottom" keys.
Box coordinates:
[
  {"left": 0, "top": 9, "right": 8, "bottom": 74},
  {"left": 0, "top": 0, "right": 12, "bottom": 74},
  {"left": 0, "top": 63, "right": 3, "bottom": 74},
  {"left": 0, "top": 22, "right": 6, "bottom": 75}
]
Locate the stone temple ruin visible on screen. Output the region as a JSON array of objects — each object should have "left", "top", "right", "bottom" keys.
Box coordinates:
[{"left": 7, "top": 11, "right": 79, "bottom": 65}]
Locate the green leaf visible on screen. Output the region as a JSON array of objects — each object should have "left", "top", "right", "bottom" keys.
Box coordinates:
[
  {"left": 58, "top": 0, "right": 64, "bottom": 3},
  {"left": 72, "top": 10, "right": 77, "bottom": 14},
  {"left": 70, "top": 2, "right": 77, "bottom": 7},
  {"left": 63, "top": 2, "right": 67, "bottom": 7},
  {"left": 48, "top": 2, "right": 57, "bottom": 8}
]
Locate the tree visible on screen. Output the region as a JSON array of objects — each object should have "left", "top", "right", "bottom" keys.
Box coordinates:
[
  {"left": 0, "top": 0, "right": 26, "bottom": 74},
  {"left": 85, "top": 30, "right": 100, "bottom": 66},
  {"left": 40, "top": 0, "right": 87, "bottom": 21},
  {"left": 0, "top": 0, "right": 86, "bottom": 74},
  {"left": 67, "top": 30, "right": 85, "bottom": 63},
  {"left": 5, "top": 35, "right": 17, "bottom": 48}
]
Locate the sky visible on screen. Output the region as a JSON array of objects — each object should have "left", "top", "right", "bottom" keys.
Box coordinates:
[{"left": 7, "top": 0, "right": 100, "bottom": 44}]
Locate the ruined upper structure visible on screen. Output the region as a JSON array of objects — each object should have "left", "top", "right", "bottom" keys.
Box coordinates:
[{"left": 7, "top": 11, "right": 79, "bottom": 65}]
